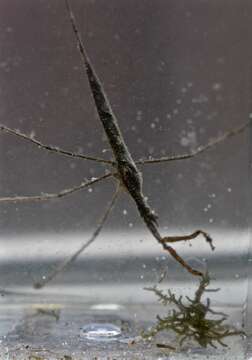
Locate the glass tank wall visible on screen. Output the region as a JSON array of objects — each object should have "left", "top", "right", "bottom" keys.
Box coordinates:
[{"left": 0, "top": 0, "right": 251, "bottom": 359}]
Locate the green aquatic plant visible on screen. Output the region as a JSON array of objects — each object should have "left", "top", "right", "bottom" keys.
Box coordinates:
[{"left": 143, "top": 273, "right": 244, "bottom": 349}]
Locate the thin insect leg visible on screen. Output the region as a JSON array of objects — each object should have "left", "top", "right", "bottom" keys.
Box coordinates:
[
  {"left": 0, "top": 124, "right": 113, "bottom": 165},
  {"left": 141, "top": 218, "right": 206, "bottom": 277},
  {"left": 136, "top": 121, "right": 249, "bottom": 165},
  {"left": 161, "top": 230, "right": 215, "bottom": 251},
  {"left": 161, "top": 244, "right": 203, "bottom": 276},
  {"left": 0, "top": 172, "right": 112, "bottom": 203},
  {"left": 34, "top": 183, "right": 120, "bottom": 289}
]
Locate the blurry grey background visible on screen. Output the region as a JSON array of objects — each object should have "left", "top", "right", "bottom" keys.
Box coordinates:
[
  {"left": 0, "top": 5, "right": 251, "bottom": 353},
  {"left": 0, "top": 0, "right": 250, "bottom": 235}
]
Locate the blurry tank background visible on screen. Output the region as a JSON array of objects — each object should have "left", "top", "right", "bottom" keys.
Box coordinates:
[
  {"left": 0, "top": 1, "right": 251, "bottom": 359},
  {"left": 0, "top": 0, "right": 250, "bottom": 233}
]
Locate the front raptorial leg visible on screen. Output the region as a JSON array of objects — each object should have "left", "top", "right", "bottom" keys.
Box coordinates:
[
  {"left": 159, "top": 243, "right": 203, "bottom": 276},
  {"left": 159, "top": 230, "right": 215, "bottom": 277},
  {"left": 161, "top": 230, "right": 215, "bottom": 250}
]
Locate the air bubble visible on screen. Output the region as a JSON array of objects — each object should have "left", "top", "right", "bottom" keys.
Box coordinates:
[{"left": 80, "top": 323, "right": 121, "bottom": 341}]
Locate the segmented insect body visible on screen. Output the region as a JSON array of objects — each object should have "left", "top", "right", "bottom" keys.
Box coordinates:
[{"left": 68, "top": 3, "right": 159, "bottom": 231}]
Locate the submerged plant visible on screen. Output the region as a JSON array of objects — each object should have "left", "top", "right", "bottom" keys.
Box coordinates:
[{"left": 143, "top": 273, "right": 245, "bottom": 349}]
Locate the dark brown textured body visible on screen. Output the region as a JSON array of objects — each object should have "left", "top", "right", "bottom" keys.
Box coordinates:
[
  {"left": 84, "top": 58, "right": 158, "bottom": 229},
  {"left": 67, "top": 4, "right": 158, "bottom": 232}
]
